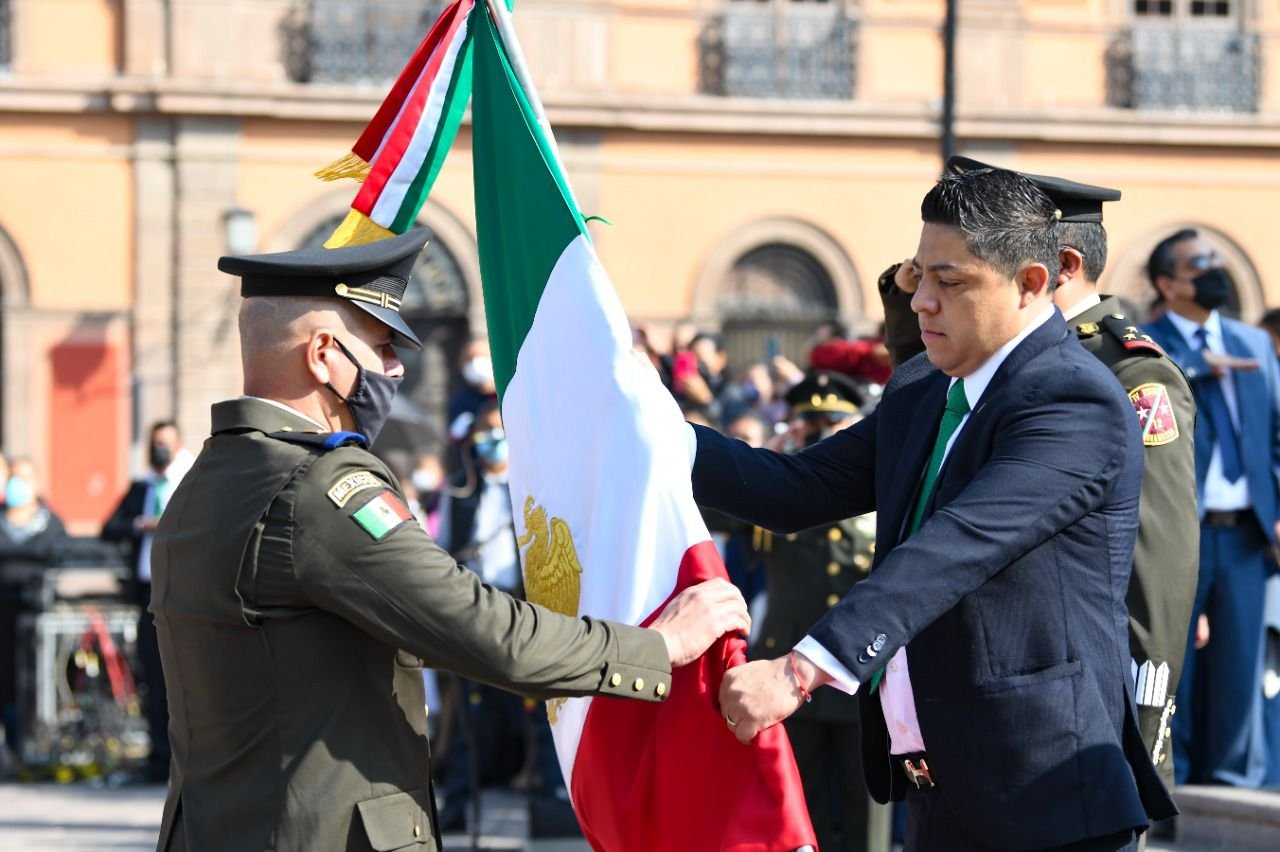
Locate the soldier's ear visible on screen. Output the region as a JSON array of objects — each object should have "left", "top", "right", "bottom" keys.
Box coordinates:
[
  {"left": 1058, "top": 247, "right": 1084, "bottom": 287},
  {"left": 306, "top": 330, "right": 337, "bottom": 387}
]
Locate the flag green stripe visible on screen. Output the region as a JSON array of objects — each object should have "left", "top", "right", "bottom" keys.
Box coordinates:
[
  {"left": 390, "top": 35, "right": 476, "bottom": 233},
  {"left": 472, "top": 6, "right": 587, "bottom": 400}
]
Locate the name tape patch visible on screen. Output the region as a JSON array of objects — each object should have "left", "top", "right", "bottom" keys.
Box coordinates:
[{"left": 327, "top": 471, "right": 384, "bottom": 508}]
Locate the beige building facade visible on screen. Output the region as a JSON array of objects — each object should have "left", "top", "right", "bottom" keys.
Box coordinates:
[{"left": 2, "top": 0, "right": 1279, "bottom": 529}]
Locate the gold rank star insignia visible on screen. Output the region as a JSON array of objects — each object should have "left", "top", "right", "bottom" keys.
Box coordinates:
[{"left": 1076, "top": 322, "right": 1101, "bottom": 337}]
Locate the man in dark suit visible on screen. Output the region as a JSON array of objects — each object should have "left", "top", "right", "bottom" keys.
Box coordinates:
[
  {"left": 709, "top": 167, "right": 1175, "bottom": 851},
  {"left": 1143, "top": 229, "right": 1280, "bottom": 788},
  {"left": 150, "top": 230, "right": 749, "bottom": 852},
  {"left": 102, "top": 420, "right": 191, "bottom": 783}
]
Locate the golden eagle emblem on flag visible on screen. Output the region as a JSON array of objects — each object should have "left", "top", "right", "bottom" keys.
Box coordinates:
[{"left": 518, "top": 496, "right": 584, "bottom": 723}]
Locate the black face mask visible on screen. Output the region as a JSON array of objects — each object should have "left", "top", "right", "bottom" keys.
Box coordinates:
[
  {"left": 149, "top": 443, "right": 173, "bottom": 471},
  {"left": 1192, "top": 268, "right": 1231, "bottom": 311},
  {"left": 325, "top": 338, "right": 402, "bottom": 444}
]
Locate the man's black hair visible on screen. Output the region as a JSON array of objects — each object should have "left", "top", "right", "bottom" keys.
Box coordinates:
[
  {"left": 150, "top": 420, "right": 179, "bottom": 440},
  {"left": 921, "top": 168, "right": 1060, "bottom": 286},
  {"left": 1059, "top": 221, "right": 1109, "bottom": 284},
  {"left": 1146, "top": 228, "right": 1199, "bottom": 291},
  {"left": 1259, "top": 308, "right": 1280, "bottom": 340},
  {"left": 689, "top": 331, "right": 725, "bottom": 353}
]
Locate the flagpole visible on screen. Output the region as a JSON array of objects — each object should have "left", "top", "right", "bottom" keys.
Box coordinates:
[{"left": 483, "top": 0, "right": 570, "bottom": 177}]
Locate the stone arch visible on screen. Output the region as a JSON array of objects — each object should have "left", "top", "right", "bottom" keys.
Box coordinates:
[
  {"left": 1104, "top": 222, "right": 1264, "bottom": 323},
  {"left": 0, "top": 223, "right": 30, "bottom": 447},
  {"left": 692, "top": 217, "right": 862, "bottom": 370},
  {"left": 692, "top": 217, "right": 863, "bottom": 324}
]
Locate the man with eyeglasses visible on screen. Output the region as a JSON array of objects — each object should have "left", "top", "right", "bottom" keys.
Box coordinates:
[{"left": 1144, "top": 228, "right": 1280, "bottom": 788}]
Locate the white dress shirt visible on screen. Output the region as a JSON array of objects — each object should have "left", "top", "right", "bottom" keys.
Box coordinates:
[
  {"left": 1162, "top": 310, "right": 1250, "bottom": 511},
  {"left": 795, "top": 303, "right": 1057, "bottom": 756},
  {"left": 137, "top": 449, "right": 193, "bottom": 582},
  {"left": 1061, "top": 292, "right": 1102, "bottom": 322}
]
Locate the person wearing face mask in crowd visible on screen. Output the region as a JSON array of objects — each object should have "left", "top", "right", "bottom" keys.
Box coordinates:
[
  {"left": 1144, "top": 229, "right": 1280, "bottom": 789},
  {"left": 101, "top": 421, "right": 193, "bottom": 783},
  {"left": 446, "top": 339, "right": 499, "bottom": 444},
  {"left": 147, "top": 231, "right": 746, "bottom": 852},
  {"left": 0, "top": 456, "right": 68, "bottom": 759},
  {"left": 408, "top": 451, "right": 446, "bottom": 538}
]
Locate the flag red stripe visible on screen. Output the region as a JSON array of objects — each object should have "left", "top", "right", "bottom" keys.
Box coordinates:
[
  {"left": 570, "top": 540, "right": 816, "bottom": 852},
  {"left": 354, "top": 0, "right": 469, "bottom": 215},
  {"left": 351, "top": 0, "right": 466, "bottom": 161}
]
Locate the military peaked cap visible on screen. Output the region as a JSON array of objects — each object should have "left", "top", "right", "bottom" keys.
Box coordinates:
[
  {"left": 786, "top": 370, "right": 866, "bottom": 416},
  {"left": 219, "top": 228, "right": 429, "bottom": 350},
  {"left": 946, "top": 155, "right": 1122, "bottom": 224}
]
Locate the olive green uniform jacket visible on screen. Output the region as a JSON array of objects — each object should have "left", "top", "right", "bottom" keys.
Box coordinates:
[
  {"left": 151, "top": 399, "right": 671, "bottom": 852},
  {"left": 1071, "top": 297, "right": 1199, "bottom": 787}
]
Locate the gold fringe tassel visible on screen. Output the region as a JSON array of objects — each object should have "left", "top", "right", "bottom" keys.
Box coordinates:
[
  {"left": 324, "top": 209, "right": 397, "bottom": 249},
  {"left": 313, "top": 151, "right": 372, "bottom": 184}
]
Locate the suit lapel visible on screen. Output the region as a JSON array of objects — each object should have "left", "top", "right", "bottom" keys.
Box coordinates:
[{"left": 885, "top": 372, "right": 949, "bottom": 544}]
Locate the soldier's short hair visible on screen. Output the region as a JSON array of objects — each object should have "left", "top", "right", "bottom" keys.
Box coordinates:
[{"left": 1059, "top": 221, "right": 1109, "bottom": 285}]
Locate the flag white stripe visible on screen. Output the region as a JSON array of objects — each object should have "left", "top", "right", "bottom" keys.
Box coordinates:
[{"left": 500, "top": 235, "right": 711, "bottom": 784}]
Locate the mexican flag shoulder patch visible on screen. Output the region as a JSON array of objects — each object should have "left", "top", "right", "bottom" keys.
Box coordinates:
[{"left": 351, "top": 492, "right": 414, "bottom": 540}]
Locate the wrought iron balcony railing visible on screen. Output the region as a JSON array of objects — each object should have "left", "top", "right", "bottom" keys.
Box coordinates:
[
  {"left": 1, "top": 0, "right": 12, "bottom": 72},
  {"left": 1106, "top": 26, "right": 1260, "bottom": 113},
  {"left": 282, "top": 0, "right": 445, "bottom": 85},
  {"left": 699, "top": 10, "right": 858, "bottom": 100}
]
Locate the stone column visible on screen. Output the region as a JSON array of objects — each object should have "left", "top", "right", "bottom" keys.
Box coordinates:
[
  {"left": 171, "top": 116, "right": 244, "bottom": 443},
  {"left": 131, "top": 115, "right": 178, "bottom": 441}
]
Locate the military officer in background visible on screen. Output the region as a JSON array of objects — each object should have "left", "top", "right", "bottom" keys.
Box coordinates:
[
  {"left": 149, "top": 229, "right": 749, "bottom": 852},
  {"left": 894, "top": 159, "right": 1198, "bottom": 802},
  {"left": 750, "top": 371, "right": 877, "bottom": 852}
]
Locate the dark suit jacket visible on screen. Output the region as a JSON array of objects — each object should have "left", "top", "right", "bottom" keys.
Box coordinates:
[
  {"left": 692, "top": 312, "right": 1175, "bottom": 849},
  {"left": 1144, "top": 313, "right": 1280, "bottom": 538}
]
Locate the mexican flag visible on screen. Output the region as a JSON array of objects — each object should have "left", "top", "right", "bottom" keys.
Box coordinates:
[{"left": 471, "top": 6, "right": 814, "bottom": 851}]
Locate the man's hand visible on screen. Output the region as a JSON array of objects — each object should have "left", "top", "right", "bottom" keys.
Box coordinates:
[
  {"left": 893, "top": 257, "right": 920, "bottom": 294},
  {"left": 650, "top": 578, "right": 749, "bottom": 668},
  {"left": 719, "top": 653, "right": 828, "bottom": 744},
  {"left": 1204, "top": 350, "right": 1260, "bottom": 377},
  {"left": 1195, "top": 613, "right": 1211, "bottom": 650}
]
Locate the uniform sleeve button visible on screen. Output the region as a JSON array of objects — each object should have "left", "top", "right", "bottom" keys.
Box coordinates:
[
  {"left": 610, "top": 673, "right": 622, "bottom": 688},
  {"left": 826, "top": 594, "right": 840, "bottom": 608},
  {"left": 826, "top": 562, "right": 841, "bottom": 576},
  {"left": 764, "top": 637, "right": 777, "bottom": 649},
  {"left": 827, "top": 527, "right": 843, "bottom": 542},
  {"left": 633, "top": 678, "right": 645, "bottom": 692},
  {"left": 655, "top": 682, "right": 666, "bottom": 697}
]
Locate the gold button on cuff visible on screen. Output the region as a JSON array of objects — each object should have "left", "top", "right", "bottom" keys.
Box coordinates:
[
  {"left": 827, "top": 528, "right": 843, "bottom": 542},
  {"left": 826, "top": 561, "right": 841, "bottom": 576},
  {"left": 655, "top": 683, "right": 666, "bottom": 697},
  {"left": 633, "top": 678, "right": 645, "bottom": 692},
  {"left": 785, "top": 533, "right": 797, "bottom": 542},
  {"left": 826, "top": 594, "right": 840, "bottom": 608},
  {"left": 764, "top": 637, "right": 777, "bottom": 649},
  {"left": 413, "top": 824, "right": 421, "bottom": 838},
  {"left": 609, "top": 673, "right": 622, "bottom": 687},
  {"left": 334, "top": 283, "right": 349, "bottom": 296}
]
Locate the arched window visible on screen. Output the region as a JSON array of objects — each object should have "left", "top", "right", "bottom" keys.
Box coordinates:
[
  {"left": 299, "top": 219, "right": 470, "bottom": 456},
  {"left": 0, "top": 224, "right": 31, "bottom": 446},
  {"left": 717, "top": 242, "right": 839, "bottom": 370}
]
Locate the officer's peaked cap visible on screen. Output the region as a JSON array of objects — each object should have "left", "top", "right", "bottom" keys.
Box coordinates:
[
  {"left": 219, "top": 228, "right": 429, "bottom": 350},
  {"left": 946, "top": 155, "right": 1121, "bottom": 224}
]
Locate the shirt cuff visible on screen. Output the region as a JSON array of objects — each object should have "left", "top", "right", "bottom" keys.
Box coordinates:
[{"left": 794, "top": 636, "right": 860, "bottom": 695}]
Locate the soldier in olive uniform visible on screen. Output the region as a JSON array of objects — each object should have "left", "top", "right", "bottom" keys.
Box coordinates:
[
  {"left": 749, "top": 371, "right": 876, "bottom": 852},
  {"left": 149, "top": 230, "right": 749, "bottom": 852},
  {"left": 885, "top": 159, "right": 1198, "bottom": 797}
]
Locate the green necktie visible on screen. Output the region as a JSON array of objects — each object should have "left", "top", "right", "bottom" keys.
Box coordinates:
[{"left": 869, "top": 378, "right": 968, "bottom": 692}]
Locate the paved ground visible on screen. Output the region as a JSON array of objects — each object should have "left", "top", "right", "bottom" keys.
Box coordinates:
[{"left": 0, "top": 782, "right": 1249, "bottom": 851}]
